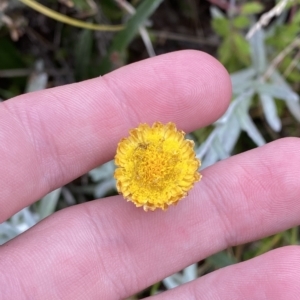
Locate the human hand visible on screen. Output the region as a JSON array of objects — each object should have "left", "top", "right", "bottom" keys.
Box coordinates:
[{"left": 0, "top": 51, "right": 299, "bottom": 299}]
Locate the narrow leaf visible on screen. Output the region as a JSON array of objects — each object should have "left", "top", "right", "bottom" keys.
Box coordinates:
[
  {"left": 207, "top": 251, "right": 237, "bottom": 269},
  {"left": 270, "top": 71, "right": 300, "bottom": 102},
  {"left": 100, "top": 0, "right": 164, "bottom": 73},
  {"left": 241, "top": 2, "right": 264, "bottom": 15},
  {"left": 270, "top": 71, "right": 300, "bottom": 121},
  {"left": 75, "top": 29, "right": 93, "bottom": 80},
  {"left": 38, "top": 188, "right": 61, "bottom": 219},
  {"left": 237, "top": 104, "right": 266, "bottom": 146},
  {"left": 201, "top": 148, "right": 219, "bottom": 170},
  {"left": 249, "top": 29, "right": 267, "bottom": 74},
  {"left": 182, "top": 264, "right": 198, "bottom": 282},
  {"left": 212, "top": 137, "right": 229, "bottom": 160},
  {"left": 259, "top": 93, "right": 282, "bottom": 131},
  {"left": 256, "top": 83, "right": 299, "bottom": 102},
  {"left": 219, "top": 115, "right": 241, "bottom": 154}
]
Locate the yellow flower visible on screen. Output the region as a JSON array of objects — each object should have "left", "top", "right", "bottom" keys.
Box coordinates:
[{"left": 114, "top": 122, "right": 201, "bottom": 211}]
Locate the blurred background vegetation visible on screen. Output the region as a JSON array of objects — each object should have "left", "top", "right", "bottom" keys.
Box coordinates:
[{"left": 0, "top": 0, "right": 300, "bottom": 298}]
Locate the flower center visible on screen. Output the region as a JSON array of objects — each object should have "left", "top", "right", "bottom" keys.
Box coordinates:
[{"left": 131, "top": 142, "right": 179, "bottom": 190}]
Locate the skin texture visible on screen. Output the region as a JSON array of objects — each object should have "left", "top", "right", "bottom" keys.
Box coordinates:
[{"left": 0, "top": 50, "right": 299, "bottom": 299}]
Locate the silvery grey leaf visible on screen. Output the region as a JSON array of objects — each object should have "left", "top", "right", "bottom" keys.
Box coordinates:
[
  {"left": 22, "top": 207, "right": 38, "bottom": 227},
  {"left": 182, "top": 264, "right": 198, "bottom": 282},
  {"left": 216, "top": 89, "right": 254, "bottom": 125},
  {"left": 210, "top": 6, "right": 225, "bottom": 18},
  {"left": 201, "top": 148, "right": 219, "bottom": 170},
  {"left": 16, "top": 222, "right": 31, "bottom": 233},
  {"left": 237, "top": 104, "right": 266, "bottom": 146},
  {"left": 212, "top": 137, "right": 229, "bottom": 160},
  {"left": 230, "top": 68, "right": 256, "bottom": 90},
  {"left": 61, "top": 187, "right": 76, "bottom": 206},
  {"left": 196, "top": 128, "right": 220, "bottom": 159},
  {"left": 89, "top": 161, "right": 115, "bottom": 182},
  {"left": 219, "top": 115, "right": 241, "bottom": 154},
  {"left": 26, "top": 60, "right": 48, "bottom": 93},
  {"left": 270, "top": 71, "right": 300, "bottom": 100},
  {"left": 271, "top": 70, "right": 300, "bottom": 122},
  {"left": 38, "top": 188, "right": 61, "bottom": 220},
  {"left": 256, "top": 82, "right": 299, "bottom": 102},
  {"left": 0, "top": 237, "right": 9, "bottom": 245},
  {"left": 233, "top": 80, "right": 255, "bottom": 95},
  {"left": 270, "top": 71, "right": 300, "bottom": 121},
  {"left": 163, "top": 274, "right": 183, "bottom": 289},
  {"left": 0, "top": 222, "right": 19, "bottom": 237},
  {"left": 11, "top": 209, "right": 26, "bottom": 226},
  {"left": 198, "top": 89, "right": 253, "bottom": 168},
  {"left": 259, "top": 93, "right": 282, "bottom": 131},
  {"left": 94, "top": 178, "right": 116, "bottom": 198},
  {"left": 249, "top": 29, "right": 267, "bottom": 74}
]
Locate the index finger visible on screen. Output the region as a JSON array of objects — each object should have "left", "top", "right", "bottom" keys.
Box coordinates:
[{"left": 0, "top": 50, "right": 231, "bottom": 221}]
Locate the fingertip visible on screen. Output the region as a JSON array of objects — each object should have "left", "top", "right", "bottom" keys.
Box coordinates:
[
  {"left": 175, "top": 49, "right": 232, "bottom": 121},
  {"left": 104, "top": 50, "right": 232, "bottom": 132}
]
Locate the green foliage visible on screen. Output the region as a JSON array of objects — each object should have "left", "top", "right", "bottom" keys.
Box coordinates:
[
  {"left": 0, "top": 38, "right": 28, "bottom": 98},
  {"left": 75, "top": 29, "right": 93, "bottom": 80},
  {"left": 217, "top": 31, "right": 251, "bottom": 72},
  {"left": 207, "top": 250, "right": 237, "bottom": 269},
  {"left": 101, "top": 0, "right": 123, "bottom": 20},
  {"left": 212, "top": 14, "right": 251, "bottom": 72},
  {"left": 72, "top": 0, "right": 92, "bottom": 12},
  {"left": 208, "top": 4, "right": 300, "bottom": 285},
  {"left": 233, "top": 33, "right": 251, "bottom": 65},
  {"left": 233, "top": 15, "right": 250, "bottom": 29},
  {"left": 240, "top": 2, "right": 264, "bottom": 15},
  {"left": 99, "top": 0, "right": 164, "bottom": 74},
  {"left": 266, "top": 9, "right": 300, "bottom": 84},
  {"left": 212, "top": 2, "right": 266, "bottom": 72},
  {"left": 267, "top": 23, "right": 299, "bottom": 49},
  {"left": 212, "top": 17, "right": 230, "bottom": 37},
  {"left": 0, "top": 39, "right": 27, "bottom": 69}
]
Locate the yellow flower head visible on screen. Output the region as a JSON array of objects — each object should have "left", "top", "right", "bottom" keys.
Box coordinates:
[{"left": 114, "top": 122, "right": 201, "bottom": 211}]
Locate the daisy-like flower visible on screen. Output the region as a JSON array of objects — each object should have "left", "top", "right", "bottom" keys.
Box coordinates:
[{"left": 114, "top": 122, "right": 201, "bottom": 211}]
